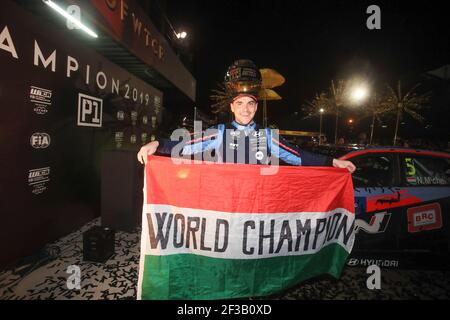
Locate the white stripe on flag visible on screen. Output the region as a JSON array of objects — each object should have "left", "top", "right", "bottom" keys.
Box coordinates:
[{"left": 141, "top": 204, "right": 355, "bottom": 260}]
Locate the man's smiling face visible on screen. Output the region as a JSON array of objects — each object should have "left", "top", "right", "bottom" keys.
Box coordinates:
[{"left": 230, "top": 95, "right": 258, "bottom": 125}]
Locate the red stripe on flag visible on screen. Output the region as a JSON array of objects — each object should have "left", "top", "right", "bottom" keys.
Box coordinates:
[{"left": 145, "top": 155, "right": 354, "bottom": 214}]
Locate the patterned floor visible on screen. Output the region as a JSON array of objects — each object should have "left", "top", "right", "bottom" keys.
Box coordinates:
[
  {"left": 1, "top": 218, "right": 449, "bottom": 300},
  {"left": 0, "top": 218, "right": 138, "bottom": 300}
]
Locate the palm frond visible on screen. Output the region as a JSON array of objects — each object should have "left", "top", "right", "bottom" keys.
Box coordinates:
[
  {"left": 209, "top": 82, "right": 233, "bottom": 114},
  {"left": 403, "top": 83, "right": 421, "bottom": 101},
  {"left": 301, "top": 92, "right": 334, "bottom": 119}
]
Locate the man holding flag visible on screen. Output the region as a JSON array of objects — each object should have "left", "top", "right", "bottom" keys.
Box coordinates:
[
  {"left": 137, "top": 59, "right": 355, "bottom": 173},
  {"left": 135, "top": 59, "right": 357, "bottom": 300}
]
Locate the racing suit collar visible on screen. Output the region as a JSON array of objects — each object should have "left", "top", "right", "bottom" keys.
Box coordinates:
[{"left": 231, "top": 121, "right": 256, "bottom": 131}]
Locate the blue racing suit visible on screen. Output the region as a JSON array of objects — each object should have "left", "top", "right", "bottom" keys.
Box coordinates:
[{"left": 156, "top": 121, "right": 333, "bottom": 166}]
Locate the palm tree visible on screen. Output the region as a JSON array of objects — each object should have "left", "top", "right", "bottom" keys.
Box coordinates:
[
  {"left": 330, "top": 80, "right": 350, "bottom": 144},
  {"left": 301, "top": 92, "right": 331, "bottom": 118},
  {"left": 302, "top": 80, "right": 349, "bottom": 144},
  {"left": 356, "top": 93, "right": 392, "bottom": 145},
  {"left": 301, "top": 92, "right": 331, "bottom": 143},
  {"left": 382, "top": 81, "right": 431, "bottom": 146}
]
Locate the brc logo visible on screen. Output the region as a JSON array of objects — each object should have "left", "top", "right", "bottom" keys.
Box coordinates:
[
  {"left": 30, "top": 133, "right": 51, "bottom": 149},
  {"left": 414, "top": 211, "right": 436, "bottom": 226},
  {"left": 77, "top": 93, "right": 102, "bottom": 127},
  {"left": 407, "top": 203, "right": 442, "bottom": 233}
]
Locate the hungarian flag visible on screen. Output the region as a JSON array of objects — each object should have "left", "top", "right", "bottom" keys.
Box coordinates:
[{"left": 137, "top": 156, "right": 355, "bottom": 300}]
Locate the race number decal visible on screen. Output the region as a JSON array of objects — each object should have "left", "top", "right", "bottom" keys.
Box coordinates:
[{"left": 405, "top": 158, "right": 417, "bottom": 185}]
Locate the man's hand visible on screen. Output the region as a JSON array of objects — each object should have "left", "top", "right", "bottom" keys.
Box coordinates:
[
  {"left": 332, "top": 158, "right": 356, "bottom": 173},
  {"left": 137, "top": 141, "right": 159, "bottom": 165}
]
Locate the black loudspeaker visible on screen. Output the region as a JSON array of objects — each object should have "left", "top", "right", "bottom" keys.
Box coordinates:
[
  {"left": 101, "top": 150, "right": 143, "bottom": 232},
  {"left": 83, "top": 226, "right": 115, "bottom": 263}
]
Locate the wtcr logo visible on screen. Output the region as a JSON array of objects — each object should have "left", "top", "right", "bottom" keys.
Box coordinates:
[
  {"left": 77, "top": 93, "right": 102, "bottom": 127},
  {"left": 28, "top": 167, "right": 50, "bottom": 184}
]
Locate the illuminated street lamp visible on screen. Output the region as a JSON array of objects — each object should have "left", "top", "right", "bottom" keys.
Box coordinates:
[
  {"left": 350, "top": 86, "right": 369, "bottom": 104},
  {"left": 176, "top": 31, "right": 187, "bottom": 39},
  {"left": 348, "top": 83, "right": 368, "bottom": 143},
  {"left": 347, "top": 118, "right": 355, "bottom": 139}
]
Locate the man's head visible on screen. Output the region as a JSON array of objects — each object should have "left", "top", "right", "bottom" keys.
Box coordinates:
[
  {"left": 230, "top": 94, "right": 258, "bottom": 125},
  {"left": 224, "top": 59, "right": 262, "bottom": 125}
]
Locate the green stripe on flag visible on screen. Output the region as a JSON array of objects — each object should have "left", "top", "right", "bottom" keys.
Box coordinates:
[{"left": 141, "top": 243, "right": 349, "bottom": 300}]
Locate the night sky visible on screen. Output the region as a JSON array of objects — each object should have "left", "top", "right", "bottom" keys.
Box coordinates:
[{"left": 165, "top": 0, "right": 449, "bottom": 136}]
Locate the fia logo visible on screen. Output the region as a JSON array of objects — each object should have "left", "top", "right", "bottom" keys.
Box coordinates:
[
  {"left": 30, "top": 133, "right": 50, "bottom": 149},
  {"left": 77, "top": 93, "right": 103, "bottom": 127}
]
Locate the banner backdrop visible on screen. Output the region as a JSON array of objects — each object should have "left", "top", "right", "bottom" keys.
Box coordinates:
[
  {"left": 138, "top": 156, "right": 355, "bottom": 300},
  {"left": 0, "top": 1, "right": 162, "bottom": 266}
]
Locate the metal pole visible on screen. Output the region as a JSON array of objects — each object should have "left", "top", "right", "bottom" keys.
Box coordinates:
[
  {"left": 263, "top": 97, "right": 267, "bottom": 127},
  {"left": 393, "top": 81, "right": 402, "bottom": 146},
  {"left": 334, "top": 105, "right": 339, "bottom": 144},
  {"left": 393, "top": 103, "right": 401, "bottom": 146},
  {"left": 331, "top": 80, "right": 338, "bottom": 144},
  {"left": 369, "top": 111, "right": 375, "bottom": 145},
  {"left": 319, "top": 113, "right": 323, "bottom": 145}
]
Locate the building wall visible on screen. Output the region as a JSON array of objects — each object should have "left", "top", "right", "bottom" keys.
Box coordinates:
[{"left": 0, "top": 1, "right": 162, "bottom": 266}]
